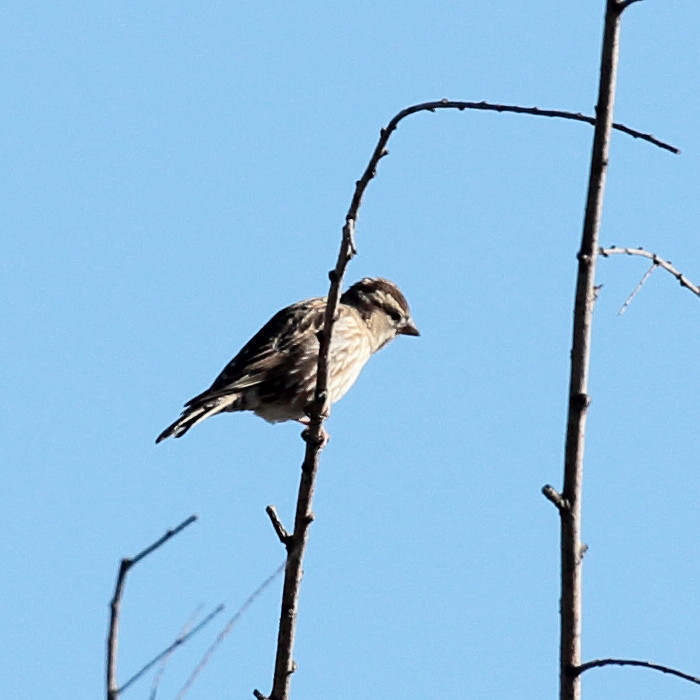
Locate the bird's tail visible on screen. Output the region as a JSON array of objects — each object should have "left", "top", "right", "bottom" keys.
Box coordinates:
[{"left": 155, "top": 394, "right": 239, "bottom": 443}]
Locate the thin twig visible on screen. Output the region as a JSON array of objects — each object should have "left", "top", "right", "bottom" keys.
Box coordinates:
[
  {"left": 617, "top": 263, "right": 657, "bottom": 315},
  {"left": 557, "top": 1, "right": 626, "bottom": 698},
  {"left": 601, "top": 247, "right": 700, "bottom": 299},
  {"left": 106, "top": 514, "right": 198, "bottom": 700},
  {"left": 149, "top": 605, "right": 204, "bottom": 700},
  {"left": 131, "top": 515, "right": 198, "bottom": 567},
  {"left": 575, "top": 658, "right": 700, "bottom": 685},
  {"left": 118, "top": 604, "right": 225, "bottom": 696},
  {"left": 176, "top": 563, "right": 284, "bottom": 700}
]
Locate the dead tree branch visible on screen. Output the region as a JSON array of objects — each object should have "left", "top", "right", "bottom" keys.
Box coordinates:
[
  {"left": 106, "top": 514, "right": 198, "bottom": 700},
  {"left": 575, "top": 658, "right": 700, "bottom": 686},
  {"left": 350, "top": 99, "right": 679, "bottom": 158}
]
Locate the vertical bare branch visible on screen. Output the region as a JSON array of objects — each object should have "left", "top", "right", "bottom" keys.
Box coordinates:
[
  {"left": 259, "top": 221, "right": 358, "bottom": 700},
  {"left": 107, "top": 558, "right": 130, "bottom": 700},
  {"left": 556, "top": 2, "right": 629, "bottom": 699}
]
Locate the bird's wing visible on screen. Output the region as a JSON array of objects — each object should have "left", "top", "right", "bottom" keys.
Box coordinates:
[{"left": 183, "top": 297, "right": 327, "bottom": 407}]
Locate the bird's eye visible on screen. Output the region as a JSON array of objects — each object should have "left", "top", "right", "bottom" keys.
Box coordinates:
[{"left": 388, "top": 309, "right": 402, "bottom": 323}]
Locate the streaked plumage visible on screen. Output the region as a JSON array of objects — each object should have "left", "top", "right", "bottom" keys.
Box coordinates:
[{"left": 156, "top": 277, "right": 419, "bottom": 442}]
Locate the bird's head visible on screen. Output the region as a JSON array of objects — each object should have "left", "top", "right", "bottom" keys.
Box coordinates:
[{"left": 340, "top": 277, "right": 419, "bottom": 352}]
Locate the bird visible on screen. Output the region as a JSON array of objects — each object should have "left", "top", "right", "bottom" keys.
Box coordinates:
[{"left": 156, "top": 277, "right": 419, "bottom": 443}]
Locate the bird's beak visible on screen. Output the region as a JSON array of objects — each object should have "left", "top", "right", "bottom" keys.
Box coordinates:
[{"left": 400, "top": 319, "right": 420, "bottom": 337}]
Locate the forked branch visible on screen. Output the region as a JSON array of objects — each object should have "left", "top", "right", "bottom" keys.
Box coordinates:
[{"left": 106, "top": 514, "right": 198, "bottom": 700}]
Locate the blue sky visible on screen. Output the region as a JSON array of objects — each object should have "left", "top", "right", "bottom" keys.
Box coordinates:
[{"left": 2, "top": 2, "right": 698, "bottom": 699}]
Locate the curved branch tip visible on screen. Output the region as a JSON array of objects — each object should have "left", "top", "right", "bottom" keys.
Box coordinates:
[{"left": 575, "top": 658, "right": 700, "bottom": 686}]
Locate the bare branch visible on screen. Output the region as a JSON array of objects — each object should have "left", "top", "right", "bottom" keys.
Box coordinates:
[
  {"left": 131, "top": 514, "right": 198, "bottom": 567},
  {"left": 175, "top": 562, "right": 284, "bottom": 699},
  {"left": 107, "top": 562, "right": 129, "bottom": 700},
  {"left": 118, "top": 604, "right": 225, "bottom": 696},
  {"left": 600, "top": 247, "right": 700, "bottom": 299},
  {"left": 558, "top": 2, "right": 625, "bottom": 698},
  {"left": 262, "top": 107, "right": 366, "bottom": 700},
  {"left": 106, "top": 514, "right": 198, "bottom": 700},
  {"left": 575, "top": 658, "right": 700, "bottom": 686},
  {"left": 354, "top": 101, "right": 678, "bottom": 167}
]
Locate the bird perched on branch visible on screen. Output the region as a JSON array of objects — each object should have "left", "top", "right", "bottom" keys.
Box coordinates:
[{"left": 156, "top": 277, "right": 419, "bottom": 443}]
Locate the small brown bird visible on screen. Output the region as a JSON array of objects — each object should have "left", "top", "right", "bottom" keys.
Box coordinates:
[{"left": 156, "top": 277, "right": 419, "bottom": 442}]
